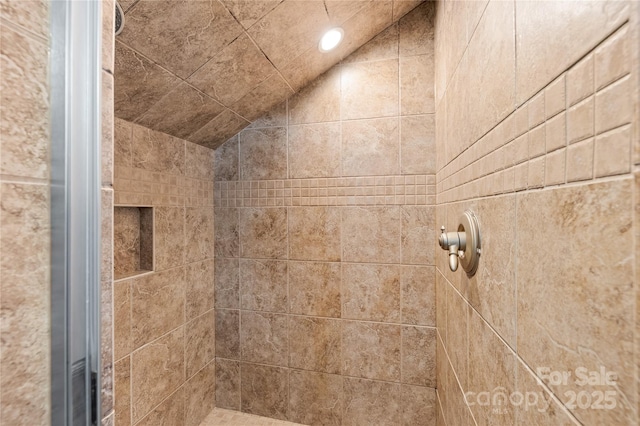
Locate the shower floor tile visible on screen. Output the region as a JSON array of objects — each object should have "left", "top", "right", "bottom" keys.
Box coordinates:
[{"left": 200, "top": 408, "right": 304, "bottom": 426}]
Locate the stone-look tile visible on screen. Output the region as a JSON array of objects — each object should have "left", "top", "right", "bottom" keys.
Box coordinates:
[
  {"left": 545, "top": 111, "right": 566, "bottom": 152},
  {"left": 0, "top": 0, "right": 49, "bottom": 38},
  {"left": 185, "top": 310, "right": 215, "bottom": 379},
  {"left": 185, "top": 259, "right": 214, "bottom": 320},
  {"left": 344, "top": 23, "right": 398, "bottom": 64},
  {"left": 118, "top": 0, "right": 242, "bottom": 78},
  {"left": 136, "top": 388, "right": 185, "bottom": 426},
  {"left": 402, "top": 266, "right": 435, "bottom": 326},
  {"left": 528, "top": 91, "right": 546, "bottom": 128},
  {"left": 567, "top": 96, "right": 594, "bottom": 144},
  {"left": 131, "top": 123, "right": 185, "bottom": 174},
  {"left": 288, "top": 123, "right": 342, "bottom": 178},
  {"left": 595, "top": 124, "right": 632, "bottom": 177},
  {"left": 288, "top": 67, "right": 341, "bottom": 125},
  {"left": 566, "top": 138, "right": 594, "bottom": 183},
  {"left": 113, "top": 280, "right": 132, "bottom": 360},
  {"left": 342, "top": 321, "right": 401, "bottom": 382},
  {"left": 595, "top": 24, "right": 630, "bottom": 90},
  {"left": 323, "top": 0, "right": 369, "bottom": 24},
  {"left": 247, "top": 101, "right": 288, "bottom": 129},
  {"left": 114, "top": 206, "right": 141, "bottom": 277},
  {"left": 215, "top": 135, "right": 239, "bottom": 181},
  {"left": 446, "top": 284, "right": 468, "bottom": 390},
  {"left": 0, "top": 26, "right": 49, "bottom": 179},
  {"left": 545, "top": 147, "right": 566, "bottom": 186},
  {"left": 465, "top": 195, "right": 517, "bottom": 346},
  {"left": 567, "top": 53, "right": 594, "bottom": 107},
  {"left": 239, "top": 259, "right": 288, "bottom": 313},
  {"left": 289, "top": 370, "right": 343, "bottom": 426},
  {"left": 131, "top": 327, "right": 185, "bottom": 422},
  {"left": 230, "top": 73, "right": 294, "bottom": 123},
  {"left": 289, "top": 316, "right": 341, "bottom": 374},
  {"left": 288, "top": 207, "right": 341, "bottom": 261},
  {"left": 402, "top": 326, "right": 436, "bottom": 387},
  {"left": 215, "top": 309, "right": 240, "bottom": 360},
  {"left": 220, "top": 0, "right": 281, "bottom": 29},
  {"left": 398, "top": 1, "right": 434, "bottom": 56},
  {"left": 101, "top": 190, "right": 115, "bottom": 416},
  {"left": 528, "top": 156, "right": 545, "bottom": 189},
  {"left": 214, "top": 258, "right": 239, "bottom": 309},
  {"left": 515, "top": 360, "right": 581, "bottom": 426},
  {"left": 342, "top": 206, "right": 401, "bottom": 263},
  {"left": 184, "top": 362, "right": 216, "bottom": 426},
  {"left": 247, "top": 0, "right": 329, "bottom": 69},
  {"left": 288, "top": 261, "right": 341, "bottom": 317},
  {"left": 515, "top": 0, "right": 628, "bottom": 103},
  {"left": 401, "top": 55, "right": 434, "bottom": 115},
  {"left": 342, "top": 263, "right": 401, "bottom": 323},
  {"left": 185, "top": 207, "right": 214, "bottom": 262},
  {"left": 241, "top": 363, "right": 289, "bottom": 420},
  {"left": 238, "top": 208, "right": 287, "bottom": 259},
  {"left": 102, "top": 0, "right": 115, "bottom": 73},
  {"left": 102, "top": 412, "right": 114, "bottom": 426},
  {"left": 131, "top": 267, "right": 185, "bottom": 348},
  {"left": 136, "top": 84, "right": 225, "bottom": 140},
  {"left": 115, "top": 118, "right": 133, "bottom": 168},
  {"left": 188, "top": 109, "right": 250, "bottom": 150},
  {"left": 401, "top": 205, "right": 435, "bottom": 265},
  {"left": 342, "top": 117, "right": 400, "bottom": 176},
  {"left": 467, "top": 308, "right": 516, "bottom": 426},
  {"left": 544, "top": 75, "right": 566, "bottom": 119},
  {"left": 154, "top": 207, "right": 185, "bottom": 271},
  {"left": 114, "top": 42, "right": 180, "bottom": 122},
  {"left": 215, "top": 358, "right": 241, "bottom": 410},
  {"left": 341, "top": 59, "right": 399, "bottom": 120},
  {"left": 279, "top": 43, "right": 341, "bottom": 93},
  {"left": 343, "top": 377, "right": 402, "bottom": 426},
  {"left": 239, "top": 127, "right": 287, "bottom": 180},
  {"left": 215, "top": 208, "right": 239, "bottom": 258},
  {"left": 0, "top": 183, "right": 50, "bottom": 425},
  {"left": 102, "top": 72, "right": 115, "bottom": 186},
  {"left": 401, "top": 115, "right": 436, "bottom": 174},
  {"left": 188, "top": 33, "right": 276, "bottom": 106},
  {"left": 240, "top": 311, "right": 288, "bottom": 366},
  {"left": 402, "top": 385, "right": 437, "bottom": 426},
  {"left": 517, "top": 179, "right": 635, "bottom": 425},
  {"left": 114, "top": 356, "right": 131, "bottom": 426}
]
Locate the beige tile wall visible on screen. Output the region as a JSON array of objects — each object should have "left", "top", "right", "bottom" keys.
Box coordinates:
[
  {"left": 213, "top": 4, "right": 437, "bottom": 425},
  {"left": 0, "top": 1, "right": 51, "bottom": 424},
  {"left": 434, "top": 1, "right": 640, "bottom": 425},
  {"left": 112, "top": 119, "right": 216, "bottom": 426}
]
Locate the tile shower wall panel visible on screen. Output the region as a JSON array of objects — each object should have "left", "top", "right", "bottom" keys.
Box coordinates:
[
  {"left": 434, "top": 1, "right": 639, "bottom": 425},
  {"left": 0, "top": 2, "right": 51, "bottom": 424},
  {"left": 213, "top": 4, "right": 437, "bottom": 425},
  {"left": 112, "top": 119, "right": 215, "bottom": 426}
]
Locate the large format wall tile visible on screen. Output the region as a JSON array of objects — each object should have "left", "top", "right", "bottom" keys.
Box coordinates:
[
  {"left": 517, "top": 179, "right": 635, "bottom": 425},
  {"left": 0, "top": 25, "right": 50, "bottom": 180},
  {"left": 343, "top": 377, "right": 402, "bottom": 426},
  {"left": 342, "top": 206, "right": 401, "bottom": 263},
  {"left": 240, "top": 363, "right": 289, "bottom": 420},
  {"left": 215, "top": 309, "right": 240, "bottom": 360},
  {"left": 215, "top": 358, "right": 241, "bottom": 410},
  {"left": 288, "top": 122, "right": 342, "bottom": 178},
  {"left": 342, "top": 117, "right": 400, "bottom": 176},
  {"left": 214, "top": 258, "right": 239, "bottom": 309},
  {"left": 289, "top": 370, "right": 343, "bottom": 426},
  {"left": 185, "top": 259, "right": 215, "bottom": 320},
  {"left": 239, "top": 259, "right": 287, "bottom": 312},
  {"left": 288, "top": 261, "right": 341, "bottom": 317},
  {"left": 185, "top": 207, "right": 214, "bottom": 262},
  {"left": 289, "top": 316, "right": 341, "bottom": 374},
  {"left": 185, "top": 310, "right": 215, "bottom": 379},
  {"left": 131, "top": 327, "right": 185, "bottom": 422},
  {"left": 342, "top": 321, "right": 401, "bottom": 382},
  {"left": 341, "top": 59, "right": 399, "bottom": 120},
  {"left": 240, "top": 311, "right": 288, "bottom": 366},
  {"left": 401, "top": 325, "right": 436, "bottom": 387},
  {"left": 238, "top": 208, "right": 287, "bottom": 259},
  {"left": 239, "top": 127, "right": 287, "bottom": 180},
  {"left": 342, "top": 263, "right": 401, "bottom": 323},
  {"left": 154, "top": 207, "right": 186, "bottom": 270},
  {"left": 131, "top": 123, "right": 185, "bottom": 174},
  {"left": 184, "top": 362, "right": 216, "bottom": 426},
  {"left": 288, "top": 206, "right": 341, "bottom": 261}
]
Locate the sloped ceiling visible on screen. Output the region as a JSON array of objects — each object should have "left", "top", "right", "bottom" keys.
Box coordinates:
[{"left": 114, "top": 0, "right": 424, "bottom": 149}]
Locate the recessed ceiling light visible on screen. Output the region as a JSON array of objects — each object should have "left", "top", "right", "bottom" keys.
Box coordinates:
[{"left": 319, "top": 28, "right": 344, "bottom": 52}]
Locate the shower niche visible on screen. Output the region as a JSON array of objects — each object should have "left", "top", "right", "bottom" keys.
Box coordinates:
[{"left": 114, "top": 206, "right": 153, "bottom": 280}]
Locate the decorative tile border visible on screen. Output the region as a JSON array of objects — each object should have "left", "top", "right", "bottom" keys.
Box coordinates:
[{"left": 215, "top": 175, "right": 436, "bottom": 207}]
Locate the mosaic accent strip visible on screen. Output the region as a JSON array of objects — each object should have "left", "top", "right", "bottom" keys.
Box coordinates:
[{"left": 214, "top": 175, "right": 436, "bottom": 207}]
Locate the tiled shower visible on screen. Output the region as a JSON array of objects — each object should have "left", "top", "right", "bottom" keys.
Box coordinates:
[{"left": 0, "top": 1, "right": 638, "bottom": 426}]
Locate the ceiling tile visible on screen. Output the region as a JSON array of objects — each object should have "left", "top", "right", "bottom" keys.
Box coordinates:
[
  {"left": 188, "top": 109, "right": 250, "bottom": 149},
  {"left": 187, "top": 33, "right": 277, "bottom": 106},
  {"left": 135, "top": 83, "right": 225, "bottom": 140},
  {"left": 343, "top": 21, "right": 398, "bottom": 64},
  {"left": 114, "top": 41, "right": 181, "bottom": 121},
  {"left": 119, "top": 0, "right": 243, "bottom": 78},
  {"left": 247, "top": 0, "right": 331, "bottom": 69},
  {"left": 247, "top": 101, "right": 287, "bottom": 129},
  {"left": 324, "top": 0, "right": 372, "bottom": 24},
  {"left": 230, "top": 73, "right": 294, "bottom": 122},
  {"left": 219, "top": 0, "right": 283, "bottom": 29},
  {"left": 280, "top": 44, "right": 342, "bottom": 91},
  {"left": 393, "top": 0, "right": 425, "bottom": 21}
]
